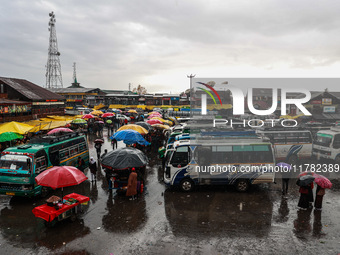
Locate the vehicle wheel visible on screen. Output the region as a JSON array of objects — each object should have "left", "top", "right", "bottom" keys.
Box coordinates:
[
  {"left": 40, "top": 187, "right": 49, "bottom": 198},
  {"left": 335, "top": 155, "right": 340, "bottom": 164},
  {"left": 235, "top": 179, "right": 249, "bottom": 192},
  {"left": 288, "top": 155, "right": 298, "bottom": 165},
  {"left": 179, "top": 178, "right": 194, "bottom": 192}
]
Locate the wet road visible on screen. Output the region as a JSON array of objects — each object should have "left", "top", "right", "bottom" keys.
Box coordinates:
[{"left": 0, "top": 129, "right": 340, "bottom": 255}]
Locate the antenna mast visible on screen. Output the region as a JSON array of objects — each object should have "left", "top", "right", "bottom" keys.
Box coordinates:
[{"left": 45, "top": 11, "right": 63, "bottom": 89}]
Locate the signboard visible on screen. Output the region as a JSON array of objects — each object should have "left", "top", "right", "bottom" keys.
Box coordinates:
[
  {"left": 323, "top": 106, "right": 336, "bottom": 113},
  {"left": 322, "top": 98, "right": 332, "bottom": 105},
  {"left": 311, "top": 100, "right": 322, "bottom": 104}
]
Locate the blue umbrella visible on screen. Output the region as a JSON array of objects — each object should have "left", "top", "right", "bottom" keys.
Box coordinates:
[
  {"left": 276, "top": 162, "right": 291, "bottom": 170},
  {"left": 111, "top": 129, "right": 150, "bottom": 146}
]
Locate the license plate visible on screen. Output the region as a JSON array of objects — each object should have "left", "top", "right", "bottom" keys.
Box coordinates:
[
  {"left": 81, "top": 202, "right": 88, "bottom": 205},
  {"left": 6, "top": 192, "right": 15, "bottom": 196}
]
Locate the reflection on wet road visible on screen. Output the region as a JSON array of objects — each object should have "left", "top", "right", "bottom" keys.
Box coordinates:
[{"left": 0, "top": 129, "right": 340, "bottom": 255}]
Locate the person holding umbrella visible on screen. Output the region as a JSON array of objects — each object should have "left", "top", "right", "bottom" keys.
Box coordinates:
[
  {"left": 297, "top": 173, "right": 314, "bottom": 210},
  {"left": 313, "top": 174, "right": 332, "bottom": 210},
  {"left": 94, "top": 141, "right": 103, "bottom": 159}
]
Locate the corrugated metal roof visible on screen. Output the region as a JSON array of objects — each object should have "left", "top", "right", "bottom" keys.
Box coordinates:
[
  {"left": 0, "top": 77, "right": 64, "bottom": 101},
  {"left": 50, "top": 87, "right": 99, "bottom": 93}
]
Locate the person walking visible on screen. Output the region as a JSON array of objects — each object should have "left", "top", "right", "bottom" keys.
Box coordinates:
[
  {"left": 101, "top": 149, "right": 108, "bottom": 159},
  {"left": 77, "top": 156, "right": 86, "bottom": 172},
  {"left": 111, "top": 138, "right": 118, "bottom": 149},
  {"left": 281, "top": 163, "right": 292, "bottom": 195},
  {"left": 89, "top": 157, "right": 97, "bottom": 182},
  {"left": 126, "top": 167, "right": 138, "bottom": 200},
  {"left": 297, "top": 182, "right": 313, "bottom": 210},
  {"left": 314, "top": 184, "right": 325, "bottom": 210},
  {"left": 94, "top": 142, "right": 102, "bottom": 159}
]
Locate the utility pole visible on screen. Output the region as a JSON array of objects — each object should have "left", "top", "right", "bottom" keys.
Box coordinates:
[
  {"left": 187, "top": 74, "right": 195, "bottom": 117},
  {"left": 45, "top": 11, "right": 63, "bottom": 89},
  {"left": 187, "top": 74, "right": 195, "bottom": 90}
]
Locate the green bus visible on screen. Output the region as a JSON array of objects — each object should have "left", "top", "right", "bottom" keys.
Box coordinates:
[{"left": 0, "top": 133, "right": 89, "bottom": 197}]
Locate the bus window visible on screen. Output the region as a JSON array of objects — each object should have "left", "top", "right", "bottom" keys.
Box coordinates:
[
  {"left": 333, "top": 134, "right": 340, "bottom": 149},
  {"left": 212, "top": 146, "right": 232, "bottom": 164},
  {"left": 233, "top": 145, "right": 253, "bottom": 163},
  {"left": 253, "top": 145, "right": 273, "bottom": 163},
  {"left": 170, "top": 146, "right": 190, "bottom": 167},
  {"left": 0, "top": 155, "right": 30, "bottom": 171},
  {"left": 35, "top": 149, "right": 48, "bottom": 174},
  {"left": 314, "top": 133, "right": 333, "bottom": 147},
  {"left": 195, "top": 146, "right": 212, "bottom": 166}
]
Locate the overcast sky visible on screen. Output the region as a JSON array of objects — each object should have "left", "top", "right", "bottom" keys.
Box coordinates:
[{"left": 1, "top": 0, "right": 340, "bottom": 94}]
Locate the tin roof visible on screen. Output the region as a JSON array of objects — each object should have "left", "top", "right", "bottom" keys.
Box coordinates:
[{"left": 0, "top": 77, "right": 64, "bottom": 101}]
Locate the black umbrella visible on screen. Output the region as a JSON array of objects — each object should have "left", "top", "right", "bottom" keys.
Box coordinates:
[
  {"left": 101, "top": 147, "right": 148, "bottom": 170},
  {"left": 297, "top": 175, "right": 315, "bottom": 186},
  {"left": 135, "top": 121, "right": 152, "bottom": 131}
]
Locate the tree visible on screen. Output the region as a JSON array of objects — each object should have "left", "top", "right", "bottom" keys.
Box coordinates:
[{"left": 132, "top": 85, "right": 147, "bottom": 95}]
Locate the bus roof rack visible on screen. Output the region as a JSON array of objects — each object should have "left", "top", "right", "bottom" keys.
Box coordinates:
[
  {"left": 29, "top": 132, "right": 80, "bottom": 145},
  {"left": 257, "top": 126, "right": 306, "bottom": 131}
]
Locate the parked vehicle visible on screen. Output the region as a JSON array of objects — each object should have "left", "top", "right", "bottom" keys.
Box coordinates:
[
  {"left": 256, "top": 128, "right": 313, "bottom": 165},
  {"left": 313, "top": 126, "right": 340, "bottom": 163},
  {"left": 0, "top": 133, "right": 89, "bottom": 197},
  {"left": 163, "top": 137, "right": 275, "bottom": 192},
  {"left": 116, "top": 114, "right": 131, "bottom": 121}
]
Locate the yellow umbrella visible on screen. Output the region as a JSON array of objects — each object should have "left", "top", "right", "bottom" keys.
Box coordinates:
[
  {"left": 152, "top": 124, "right": 170, "bottom": 130},
  {"left": 128, "top": 110, "right": 138, "bottom": 114},
  {"left": 91, "top": 110, "right": 104, "bottom": 116},
  {"left": 151, "top": 117, "right": 173, "bottom": 126},
  {"left": 117, "top": 124, "right": 148, "bottom": 135}
]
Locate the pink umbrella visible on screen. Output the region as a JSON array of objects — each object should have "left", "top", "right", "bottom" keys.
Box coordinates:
[
  {"left": 146, "top": 119, "right": 163, "bottom": 125},
  {"left": 147, "top": 113, "right": 162, "bottom": 119},
  {"left": 102, "top": 112, "right": 115, "bottom": 118},
  {"left": 81, "top": 114, "right": 95, "bottom": 119},
  {"left": 313, "top": 174, "right": 332, "bottom": 189},
  {"left": 47, "top": 128, "right": 74, "bottom": 135}
]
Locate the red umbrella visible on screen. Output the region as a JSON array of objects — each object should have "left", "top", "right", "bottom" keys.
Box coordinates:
[
  {"left": 81, "top": 114, "right": 95, "bottom": 119},
  {"left": 35, "top": 166, "right": 87, "bottom": 190},
  {"left": 313, "top": 174, "right": 332, "bottom": 189},
  {"left": 47, "top": 128, "right": 74, "bottom": 135},
  {"left": 35, "top": 166, "right": 88, "bottom": 202},
  {"left": 146, "top": 119, "right": 163, "bottom": 125},
  {"left": 102, "top": 112, "right": 115, "bottom": 118}
]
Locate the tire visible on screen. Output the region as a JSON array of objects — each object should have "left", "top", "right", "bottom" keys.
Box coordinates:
[
  {"left": 288, "top": 155, "right": 298, "bottom": 165},
  {"left": 235, "top": 179, "right": 249, "bottom": 192},
  {"left": 335, "top": 155, "right": 340, "bottom": 164},
  {"left": 179, "top": 178, "right": 194, "bottom": 192}
]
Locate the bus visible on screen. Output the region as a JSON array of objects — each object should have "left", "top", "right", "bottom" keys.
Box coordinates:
[
  {"left": 312, "top": 126, "right": 340, "bottom": 163},
  {"left": 256, "top": 128, "right": 313, "bottom": 165},
  {"left": 0, "top": 132, "right": 89, "bottom": 197},
  {"left": 163, "top": 137, "right": 275, "bottom": 192}
]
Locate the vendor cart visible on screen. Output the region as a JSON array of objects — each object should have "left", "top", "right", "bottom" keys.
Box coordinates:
[{"left": 32, "top": 193, "right": 89, "bottom": 227}]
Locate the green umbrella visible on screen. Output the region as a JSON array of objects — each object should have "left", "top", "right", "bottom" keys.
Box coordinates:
[
  {"left": 106, "top": 120, "right": 112, "bottom": 124},
  {"left": 0, "top": 132, "right": 23, "bottom": 142},
  {"left": 72, "top": 118, "right": 87, "bottom": 124}
]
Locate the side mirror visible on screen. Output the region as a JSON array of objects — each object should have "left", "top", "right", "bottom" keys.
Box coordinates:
[{"left": 27, "top": 159, "right": 31, "bottom": 172}]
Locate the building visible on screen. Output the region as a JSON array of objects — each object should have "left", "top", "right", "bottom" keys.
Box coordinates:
[
  {"left": 50, "top": 87, "right": 106, "bottom": 108},
  {"left": 0, "top": 77, "right": 65, "bottom": 121}
]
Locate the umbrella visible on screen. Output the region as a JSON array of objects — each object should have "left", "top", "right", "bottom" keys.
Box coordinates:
[
  {"left": 47, "top": 127, "right": 74, "bottom": 135},
  {"left": 117, "top": 124, "right": 148, "bottom": 135},
  {"left": 35, "top": 166, "right": 88, "bottom": 200},
  {"left": 102, "top": 112, "right": 115, "bottom": 118},
  {"left": 313, "top": 174, "right": 332, "bottom": 189},
  {"left": 146, "top": 119, "right": 163, "bottom": 125},
  {"left": 72, "top": 118, "right": 87, "bottom": 124},
  {"left": 297, "top": 175, "right": 315, "bottom": 186},
  {"left": 95, "top": 121, "right": 104, "bottom": 124},
  {"left": 95, "top": 139, "right": 104, "bottom": 143},
  {"left": 276, "top": 162, "right": 291, "bottom": 169},
  {"left": 149, "top": 111, "right": 162, "bottom": 116},
  {"left": 128, "top": 110, "right": 138, "bottom": 114},
  {"left": 91, "top": 110, "right": 104, "bottom": 116},
  {"left": 82, "top": 114, "right": 95, "bottom": 119},
  {"left": 0, "top": 132, "right": 23, "bottom": 142},
  {"left": 106, "top": 120, "right": 113, "bottom": 124},
  {"left": 147, "top": 114, "right": 162, "bottom": 119},
  {"left": 111, "top": 129, "right": 150, "bottom": 146},
  {"left": 101, "top": 147, "right": 148, "bottom": 170},
  {"left": 152, "top": 124, "right": 170, "bottom": 130},
  {"left": 135, "top": 122, "right": 152, "bottom": 131}
]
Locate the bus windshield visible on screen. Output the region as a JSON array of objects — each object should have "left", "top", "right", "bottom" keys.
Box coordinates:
[
  {"left": 0, "top": 154, "right": 31, "bottom": 172},
  {"left": 314, "top": 133, "right": 333, "bottom": 147}
]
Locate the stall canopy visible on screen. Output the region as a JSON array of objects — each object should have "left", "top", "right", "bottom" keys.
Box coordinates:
[{"left": 0, "top": 121, "right": 34, "bottom": 135}]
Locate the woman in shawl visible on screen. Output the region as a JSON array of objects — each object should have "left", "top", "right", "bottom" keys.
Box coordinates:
[{"left": 126, "top": 167, "right": 138, "bottom": 200}]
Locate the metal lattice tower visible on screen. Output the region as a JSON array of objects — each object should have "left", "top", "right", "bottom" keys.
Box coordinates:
[{"left": 45, "top": 11, "right": 63, "bottom": 88}]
